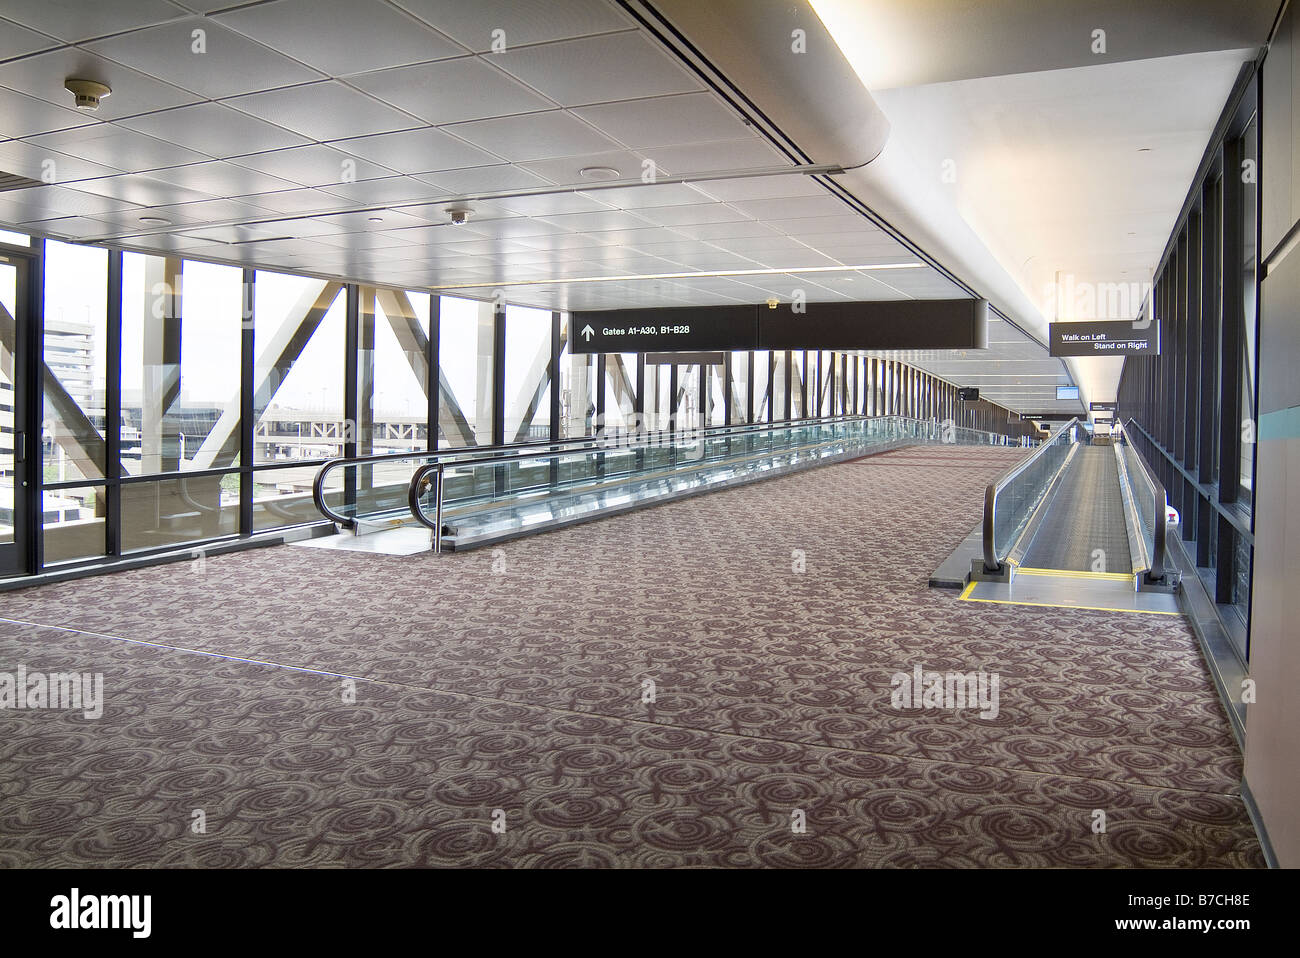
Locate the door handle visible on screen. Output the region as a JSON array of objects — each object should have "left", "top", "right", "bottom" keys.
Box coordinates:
[{"left": 13, "top": 430, "right": 22, "bottom": 462}]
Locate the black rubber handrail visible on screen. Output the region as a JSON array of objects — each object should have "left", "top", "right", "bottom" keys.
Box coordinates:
[
  {"left": 408, "top": 416, "right": 1018, "bottom": 547},
  {"left": 981, "top": 418, "right": 1080, "bottom": 572},
  {"left": 1119, "top": 418, "right": 1170, "bottom": 583},
  {"left": 313, "top": 414, "right": 873, "bottom": 528}
]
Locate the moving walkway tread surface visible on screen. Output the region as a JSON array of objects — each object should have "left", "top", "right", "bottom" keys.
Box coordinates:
[{"left": 1021, "top": 446, "right": 1132, "bottom": 574}]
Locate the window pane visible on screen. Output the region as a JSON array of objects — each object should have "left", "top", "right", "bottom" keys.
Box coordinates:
[
  {"left": 371, "top": 287, "right": 430, "bottom": 453},
  {"left": 43, "top": 485, "right": 104, "bottom": 564},
  {"left": 122, "top": 475, "right": 235, "bottom": 552},
  {"left": 43, "top": 240, "right": 107, "bottom": 484},
  {"left": 252, "top": 270, "right": 345, "bottom": 463},
  {"left": 439, "top": 295, "right": 494, "bottom": 447},
  {"left": 559, "top": 313, "right": 594, "bottom": 439},
  {"left": 504, "top": 304, "right": 551, "bottom": 442},
  {"left": 602, "top": 352, "right": 638, "bottom": 435},
  {"left": 1239, "top": 115, "right": 1258, "bottom": 504},
  {"left": 753, "top": 350, "right": 770, "bottom": 421}
]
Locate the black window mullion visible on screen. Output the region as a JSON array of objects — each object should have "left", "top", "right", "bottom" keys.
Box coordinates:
[
  {"left": 105, "top": 250, "right": 123, "bottom": 557},
  {"left": 238, "top": 267, "right": 254, "bottom": 537}
]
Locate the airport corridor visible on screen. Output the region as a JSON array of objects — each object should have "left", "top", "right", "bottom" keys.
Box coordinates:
[{"left": 0, "top": 444, "right": 1261, "bottom": 867}]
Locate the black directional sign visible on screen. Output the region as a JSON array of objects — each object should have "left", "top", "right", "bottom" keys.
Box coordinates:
[
  {"left": 569, "top": 299, "right": 989, "bottom": 354},
  {"left": 1089, "top": 402, "right": 1117, "bottom": 411},
  {"left": 569, "top": 305, "right": 756, "bottom": 353},
  {"left": 1049, "top": 320, "right": 1160, "bottom": 357}
]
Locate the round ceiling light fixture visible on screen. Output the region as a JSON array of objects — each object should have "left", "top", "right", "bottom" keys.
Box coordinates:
[
  {"left": 578, "top": 166, "right": 620, "bottom": 181},
  {"left": 367, "top": 215, "right": 384, "bottom": 223},
  {"left": 138, "top": 216, "right": 172, "bottom": 226},
  {"left": 65, "top": 78, "right": 112, "bottom": 111}
]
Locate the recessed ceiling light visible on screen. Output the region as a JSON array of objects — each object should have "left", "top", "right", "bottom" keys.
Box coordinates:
[
  {"left": 1137, "top": 147, "right": 1151, "bottom": 152},
  {"left": 578, "top": 166, "right": 620, "bottom": 181},
  {"left": 138, "top": 216, "right": 171, "bottom": 226},
  {"left": 367, "top": 215, "right": 384, "bottom": 223}
]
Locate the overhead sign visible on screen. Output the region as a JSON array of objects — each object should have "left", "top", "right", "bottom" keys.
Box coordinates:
[
  {"left": 1049, "top": 320, "right": 1160, "bottom": 357},
  {"left": 1093, "top": 416, "right": 1115, "bottom": 425},
  {"left": 570, "top": 299, "right": 989, "bottom": 354},
  {"left": 570, "top": 305, "right": 755, "bottom": 353},
  {"left": 957, "top": 387, "right": 980, "bottom": 401},
  {"left": 1089, "top": 401, "right": 1117, "bottom": 411}
]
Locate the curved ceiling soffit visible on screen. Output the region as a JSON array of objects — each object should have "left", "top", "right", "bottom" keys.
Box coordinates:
[{"left": 637, "top": 0, "right": 1087, "bottom": 408}]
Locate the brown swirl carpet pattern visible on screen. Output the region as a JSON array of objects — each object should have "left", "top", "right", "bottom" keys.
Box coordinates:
[{"left": 0, "top": 445, "right": 1261, "bottom": 867}]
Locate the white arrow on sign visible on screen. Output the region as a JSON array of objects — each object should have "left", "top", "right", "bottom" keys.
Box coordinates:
[{"left": 581, "top": 324, "right": 595, "bottom": 341}]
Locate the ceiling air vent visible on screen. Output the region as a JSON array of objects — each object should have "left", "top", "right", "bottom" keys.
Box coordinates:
[{"left": 0, "top": 170, "right": 46, "bottom": 193}]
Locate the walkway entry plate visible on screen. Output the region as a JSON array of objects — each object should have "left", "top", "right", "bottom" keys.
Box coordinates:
[{"left": 959, "top": 568, "right": 1181, "bottom": 615}]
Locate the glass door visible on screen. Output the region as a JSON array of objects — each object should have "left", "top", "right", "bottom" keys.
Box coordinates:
[{"left": 1, "top": 254, "right": 31, "bottom": 575}]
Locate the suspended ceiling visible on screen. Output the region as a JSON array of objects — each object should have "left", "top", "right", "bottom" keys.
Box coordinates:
[{"left": 0, "top": 0, "right": 1265, "bottom": 416}]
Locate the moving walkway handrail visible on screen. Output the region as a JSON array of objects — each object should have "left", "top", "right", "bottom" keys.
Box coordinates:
[
  {"left": 312, "top": 413, "right": 872, "bottom": 527},
  {"left": 408, "top": 415, "right": 1020, "bottom": 550},
  {"left": 1119, "top": 417, "right": 1169, "bottom": 582},
  {"left": 981, "top": 418, "right": 1079, "bottom": 572}
]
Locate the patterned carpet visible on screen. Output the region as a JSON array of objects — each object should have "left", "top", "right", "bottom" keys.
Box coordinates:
[{"left": 0, "top": 445, "right": 1262, "bottom": 867}]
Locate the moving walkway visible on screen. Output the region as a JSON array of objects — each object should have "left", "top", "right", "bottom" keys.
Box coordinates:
[
  {"left": 966, "top": 418, "right": 1180, "bottom": 610},
  {"left": 309, "top": 415, "right": 1023, "bottom": 553}
]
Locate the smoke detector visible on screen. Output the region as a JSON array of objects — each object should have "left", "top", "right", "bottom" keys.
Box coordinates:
[
  {"left": 65, "top": 79, "right": 112, "bottom": 111},
  {"left": 446, "top": 205, "right": 472, "bottom": 226}
]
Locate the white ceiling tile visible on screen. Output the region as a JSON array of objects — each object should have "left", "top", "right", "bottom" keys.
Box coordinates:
[
  {"left": 231, "top": 188, "right": 344, "bottom": 214},
  {"left": 145, "top": 196, "right": 286, "bottom": 224},
  {"left": 331, "top": 127, "right": 500, "bottom": 175},
  {"left": 577, "top": 182, "right": 714, "bottom": 210},
  {"left": 1, "top": 0, "right": 186, "bottom": 43},
  {"left": 0, "top": 185, "right": 141, "bottom": 222},
  {"left": 631, "top": 203, "right": 750, "bottom": 227},
  {"left": 349, "top": 56, "right": 552, "bottom": 125},
  {"left": 691, "top": 173, "right": 829, "bottom": 202},
  {"left": 637, "top": 138, "right": 787, "bottom": 175},
  {"left": 670, "top": 220, "right": 783, "bottom": 241},
  {"left": 308, "top": 208, "right": 432, "bottom": 231},
  {"left": 708, "top": 235, "right": 816, "bottom": 257},
  {"left": 217, "top": 0, "right": 465, "bottom": 75},
  {"left": 86, "top": 18, "right": 325, "bottom": 98},
  {"left": 508, "top": 229, "right": 616, "bottom": 248},
  {"left": 64, "top": 174, "right": 216, "bottom": 207},
  {"left": 0, "top": 16, "right": 59, "bottom": 59},
  {"left": 444, "top": 110, "right": 619, "bottom": 161},
  {"left": 229, "top": 144, "right": 396, "bottom": 186},
  {"left": 149, "top": 161, "right": 302, "bottom": 197},
  {"left": 391, "top": 0, "right": 631, "bottom": 52},
  {"left": 533, "top": 209, "right": 653, "bottom": 233},
  {"left": 224, "top": 81, "right": 423, "bottom": 141},
  {"left": 574, "top": 93, "right": 754, "bottom": 148},
  {"left": 728, "top": 195, "right": 854, "bottom": 221},
  {"left": 311, "top": 231, "right": 421, "bottom": 250},
  {"left": 495, "top": 192, "right": 613, "bottom": 216},
  {"left": 18, "top": 215, "right": 117, "bottom": 239},
  {"left": 412, "top": 164, "right": 551, "bottom": 195},
  {"left": 0, "top": 47, "right": 202, "bottom": 122},
  {"left": 516, "top": 149, "right": 646, "bottom": 185},
  {"left": 317, "top": 175, "right": 445, "bottom": 205},
  {"left": 0, "top": 87, "right": 96, "bottom": 138},
  {"left": 0, "top": 139, "right": 121, "bottom": 184},
  {"left": 179, "top": 222, "right": 303, "bottom": 244},
  {"left": 492, "top": 32, "right": 699, "bottom": 106},
  {"left": 26, "top": 124, "right": 211, "bottom": 172},
  {"left": 118, "top": 102, "right": 309, "bottom": 158}
]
